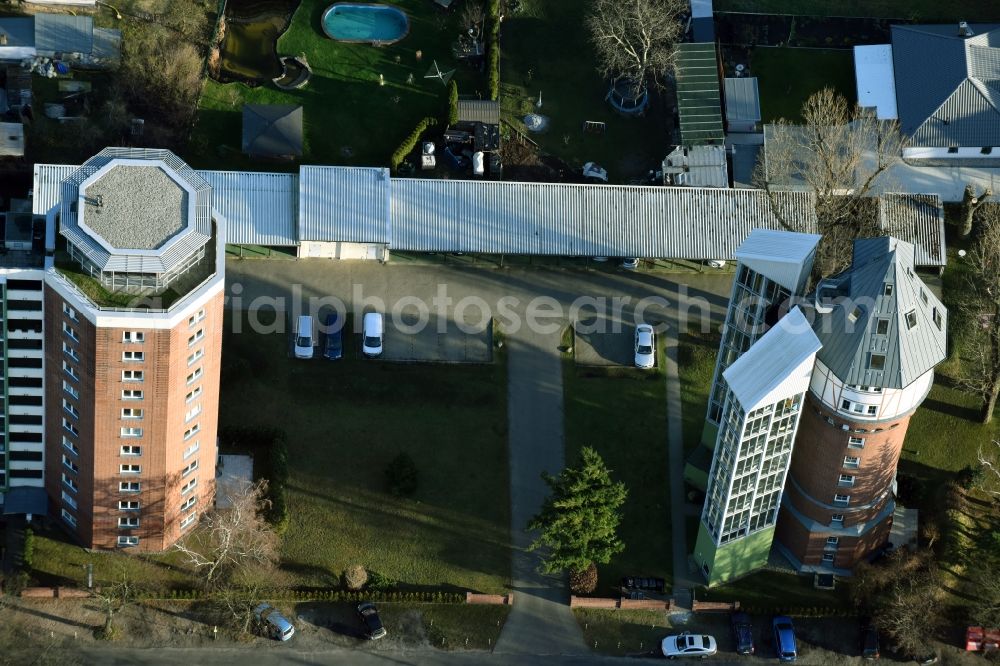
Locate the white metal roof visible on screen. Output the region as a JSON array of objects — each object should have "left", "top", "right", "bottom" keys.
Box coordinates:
[
  {"left": 299, "top": 166, "right": 390, "bottom": 243},
  {"left": 735, "top": 229, "right": 822, "bottom": 293},
  {"left": 200, "top": 170, "right": 297, "bottom": 246},
  {"left": 854, "top": 44, "right": 898, "bottom": 120},
  {"left": 723, "top": 307, "right": 822, "bottom": 410},
  {"left": 391, "top": 179, "right": 815, "bottom": 257},
  {"left": 33, "top": 164, "right": 77, "bottom": 214}
]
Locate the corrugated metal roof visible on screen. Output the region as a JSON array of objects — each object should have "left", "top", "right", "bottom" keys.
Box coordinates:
[
  {"left": 878, "top": 193, "right": 945, "bottom": 266},
  {"left": 724, "top": 77, "right": 761, "bottom": 123},
  {"left": 892, "top": 23, "right": 1000, "bottom": 146},
  {"left": 735, "top": 229, "right": 821, "bottom": 293},
  {"left": 34, "top": 14, "right": 93, "bottom": 54},
  {"left": 391, "top": 179, "right": 816, "bottom": 258},
  {"left": 854, "top": 45, "right": 897, "bottom": 120},
  {"left": 456, "top": 100, "right": 500, "bottom": 125},
  {"left": 676, "top": 43, "right": 724, "bottom": 146},
  {"left": 812, "top": 237, "right": 947, "bottom": 389},
  {"left": 32, "top": 163, "right": 77, "bottom": 214},
  {"left": 200, "top": 170, "right": 297, "bottom": 246},
  {"left": 299, "top": 166, "right": 390, "bottom": 242},
  {"left": 724, "top": 307, "right": 821, "bottom": 410}
]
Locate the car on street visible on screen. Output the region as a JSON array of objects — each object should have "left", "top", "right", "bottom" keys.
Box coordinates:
[
  {"left": 861, "top": 620, "right": 880, "bottom": 659},
  {"left": 661, "top": 632, "right": 717, "bottom": 659},
  {"left": 357, "top": 601, "right": 387, "bottom": 640},
  {"left": 253, "top": 603, "right": 295, "bottom": 641},
  {"left": 293, "top": 315, "right": 314, "bottom": 359},
  {"left": 772, "top": 616, "right": 798, "bottom": 662},
  {"left": 362, "top": 312, "right": 383, "bottom": 358},
  {"left": 323, "top": 312, "right": 343, "bottom": 360},
  {"left": 731, "top": 611, "right": 755, "bottom": 655},
  {"left": 634, "top": 323, "right": 655, "bottom": 369}
]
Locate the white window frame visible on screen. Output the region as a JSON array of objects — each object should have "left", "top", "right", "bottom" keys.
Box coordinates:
[
  {"left": 122, "top": 389, "right": 143, "bottom": 401},
  {"left": 122, "top": 370, "right": 144, "bottom": 382},
  {"left": 189, "top": 309, "right": 206, "bottom": 328},
  {"left": 62, "top": 490, "right": 77, "bottom": 510},
  {"left": 62, "top": 454, "right": 78, "bottom": 474},
  {"left": 63, "top": 360, "right": 79, "bottom": 381},
  {"left": 181, "top": 478, "right": 198, "bottom": 495},
  {"left": 63, "top": 418, "right": 79, "bottom": 437},
  {"left": 120, "top": 464, "right": 141, "bottom": 475},
  {"left": 62, "top": 398, "right": 79, "bottom": 418},
  {"left": 834, "top": 494, "right": 850, "bottom": 505},
  {"left": 185, "top": 404, "right": 202, "bottom": 423},
  {"left": 62, "top": 321, "right": 79, "bottom": 342},
  {"left": 830, "top": 513, "right": 845, "bottom": 526},
  {"left": 180, "top": 495, "right": 197, "bottom": 512},
  {"left": 839, "top": 474, "right": 856, "bottom": 487},
  {"left": 121, "top": 408, "right": 143, "bottom": 420},
  {"left": 118, "top": 500, "right": 140, "bottom": 511},
  {"left": 844, "top": 456, "right": 861, "bottom": 469},
  {"left": 180, "top": 513, "right": 198, "bottom": 530},
  {"left": 826, "top": 536, "right": 840, "bottom": 546},
  {"left": 117, "top": 536, "right": 139, "bottom": 547},
  {"left": 186, "top": 367, "right": 203, "bottom": 385},
  {"left": 63, "top": 379, "right": 79, "bottom": 399},
  {"left": 185, "top": 386, "right": 202, "bottom": 403},
  {"left": 188, "top": 329, "right": 204, "bottom": 347},
  {"left": 62, "top": 473, "right": 78, "bottom": 492},
  {"left": 120, "top": 427, "right": 142, "bottom": 438},
  {"left": 122, "top": 350, "right": 144, "bottom": 362},
  {"left": 848, "top": 436, "right": 865, "bottom": 449},
  {"left": 63, "top": 436, "right": 79, "bottom": 456},
  {"left": 183, "top": 424, "right": 200, "bottom": 441},
  {"left": 62, "top": 508, "right": 77, "bottom": 528},
  {"left": 182, "top": 459, "right": 199, "bottom": 478},
  {"left": 821, "top": 552, "right": 835, "bottom": 563},
  {"left": 63, "top": 303, "right": 78, "bottom": 321},
  {"left": 122, "top": 331, "right": 145, "bottom": 343},
  {"left": 119, "top": 481, "right": 141, "bottom": 493},
  {"left": 63, "top": 341, "right": 79, "bottom": 362},
  {"left": 183, "top": 441, "right": 200, "bottom": 460},
  {"left": 187, "top": 349, "right": 204, "bottom": 367},
  {"left": 118, "top": 516, "right": 139, "bottom": 529},
  {"left": 120, "top": 445, "right": 142, "bottom": 456}
]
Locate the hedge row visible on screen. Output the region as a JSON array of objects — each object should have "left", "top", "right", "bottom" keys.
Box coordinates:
[
  {"left": 391, "top": 116, "right": 438, "bottom": 170},
  {"left": 218, "top": 425, "right": 289, "bottom": 533},
  {"left": 133, "top": 588, "right": 465, "bottom": 604},
  {"left": 447, "top": 80, "right": 459, "bottom": 126},
  {"left": 486, "top": 0, "right": 501, "bottom": 100},
  {"left": 739, "top": 605, "right": 856, "bottom": 618}
]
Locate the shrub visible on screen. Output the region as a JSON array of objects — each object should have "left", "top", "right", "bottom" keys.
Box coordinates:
[
  {"left": 366, "top": 570, "right": 398, "bottom": 592},
  {"left": 957, "top": 464, "right": 986, "bottom": 490},
  {"left": 21, "top": 528, "right": 34, "bottom": 570},
  {"left": 486, "top": 0, "right": 501, "bottom": 100},
  {"left": 385, "top": 452, "right": 419, "bottom": 496},
  {"left": 217, "top": 426, "right": 289, "bottom": 532},
  {"left": 344, "top": 565, "right": 368, "bottom": 591},
  {"left": 447, "top": 80, "right": 459, "bottom": 125},
  {"left": 569, "top": 562, "right": 598, "bottom": 594},
  {"left": 390, "top": 117, "right": 438, "bottom": 170}
]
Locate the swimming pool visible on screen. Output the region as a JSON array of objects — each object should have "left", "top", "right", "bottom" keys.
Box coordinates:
[{"left": 321, "top": 3, "right": 409, "bottom": 44}]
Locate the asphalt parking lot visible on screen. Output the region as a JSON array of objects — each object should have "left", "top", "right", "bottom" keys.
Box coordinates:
[
  {"left": 573, "top": 315, "right": 635, "bottom": 367},
  {"left": 379, "top": 309, "right": 492, "bottom": 363}
]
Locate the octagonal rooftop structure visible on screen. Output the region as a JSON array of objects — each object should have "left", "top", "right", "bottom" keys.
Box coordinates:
[{"left": 59, "top": 148, "right": 212, "bottom": 277}]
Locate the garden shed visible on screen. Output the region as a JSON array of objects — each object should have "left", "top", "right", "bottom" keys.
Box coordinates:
[{"left": 242, "top": 104, "right": 303, "bottom": 159}]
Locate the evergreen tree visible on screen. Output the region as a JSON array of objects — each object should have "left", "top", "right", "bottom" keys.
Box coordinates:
[{"left": 528, "top": 447, "right": 627, "bottom": 576}]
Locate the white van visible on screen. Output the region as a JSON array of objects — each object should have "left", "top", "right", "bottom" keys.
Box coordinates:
[
  {"left": 294, "top": 315, "right": 315, "bottom": 359},
  {"left": 362, "top": 312, "right": 383, "bottom": 358}
]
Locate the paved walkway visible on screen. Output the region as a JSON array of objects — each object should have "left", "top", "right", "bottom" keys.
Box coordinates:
[
  {"left": 664, "top": 321, "right": 695, "bottom": 609},
  {"left": 495, "top": 329, "right": 586, "bottom": 656}
]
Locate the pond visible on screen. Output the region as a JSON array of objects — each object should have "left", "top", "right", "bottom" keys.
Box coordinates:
[
  {"left": 216, "top": 0, "right": 300, "bottom": 84},
  {"left": 321, "top": 3, "right": 409, "bottom": 44}
]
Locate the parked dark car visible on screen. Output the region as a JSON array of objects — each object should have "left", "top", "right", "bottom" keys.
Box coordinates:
[
  {"left": 772, "top": 616, "right": 798, "bottom": 662},
  {"left": 731, "top": 611, "right": 755, "bottom": 655},
  {"left": 861, "top": 620, "right": 880, "bottom": 659},
  {"left": 323, "top": 312, "right": 343, "bottom": 360},
  {"left": 357, "top": 601, "right": 387, "bottom": 640}
]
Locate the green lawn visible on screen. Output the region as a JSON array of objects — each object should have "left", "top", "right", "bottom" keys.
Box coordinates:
[
  {"left": 562, "top": 340, "right": 671, "bottom": 594},
  {"left": 420, "top": 603, "right": 510, "bottom": 650},
  {"left": 677, "top": 326, "right": 719, "bottom": 455},
  {"left": 699, "top": 569, "right": 851, "bottom": 613},
  {"left": 221, "top": 310, "right": 510, "bottom": 594},
  {"left": 500, "top": 0, "right": 669, "bottom": 182},
  {"left": 751, "top": 47, "right": 855, "bottom": 123},
  {"left": 187, "top": 0, "right": 485, "bottom": 169},
  {"left": 574, "top": 608, "right": 669, "bottom": 655},
  {"left": 715, "top": 0, "right": 1000, "bottom": 21}
]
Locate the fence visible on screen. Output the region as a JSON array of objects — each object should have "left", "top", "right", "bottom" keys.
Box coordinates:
[{"left": 569, "top": 595, "right": 671, "bottom": 611}]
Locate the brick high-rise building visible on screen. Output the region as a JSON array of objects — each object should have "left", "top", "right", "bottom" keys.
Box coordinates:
[{"left": 0, "top": 148, "right": 224, "bottom": 552}]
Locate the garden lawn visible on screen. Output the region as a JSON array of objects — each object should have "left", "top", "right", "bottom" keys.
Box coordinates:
[
  {"left": 751, "top": 47, "right": 855, "bottom": 123},
  {"left": 562, "top": 343, "right": 671, "bottom": 594},
  {"left": 574, "top": 608, "right": 669, "bottom": 655},
  {"left": 715, "top": 0, "right": 1000, "bottom": 21},
  {"left": 220, "top": 311, "right": 510, "bottom": 594},
  {"left": 699, "top": 569, "right": 851, "bottom": 613},
  {"left": 500, "top": 0, "right": 669, "bottom": 182},
  {"left": 677, "top": 326, "right": 719, "bottom": 455},
  {"left": 188, "top": 0, "right": 485, "bottom": 170}
]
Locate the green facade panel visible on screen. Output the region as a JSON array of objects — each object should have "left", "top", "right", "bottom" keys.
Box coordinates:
[{"left": 693, "top": 523, "right": 775, "bottom": 587}]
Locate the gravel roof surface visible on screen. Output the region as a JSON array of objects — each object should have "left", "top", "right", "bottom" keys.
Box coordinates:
[{"left": 83, "top": 165, "right": 187, "bottom": 250}]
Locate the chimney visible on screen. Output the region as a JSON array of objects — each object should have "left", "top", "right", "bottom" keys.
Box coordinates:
[{"left": 959, "top": 21, "right": 974, "bottom": 38}]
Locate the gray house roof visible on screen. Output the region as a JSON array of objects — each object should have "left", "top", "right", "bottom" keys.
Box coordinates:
[
  {"left": 34, "top": 14, "right": 93, "bottom": 54},
  {"left": 456, "top": 99, "right": 499, "bottom": 125},
  {"left": 242, "top": 105, "right": 303, "bottom": 157},
  {"left": 675, "top": 43, "right": 724, "bottom": 145},
  {"left": 724, "top": 77, "right": 761, "bottom": 124},
  {"left": 891, "top": 23, "right": 1000, "bottom": 147},
  {"left": 811, "top": 237, "right": 947, "bottom": 389}
]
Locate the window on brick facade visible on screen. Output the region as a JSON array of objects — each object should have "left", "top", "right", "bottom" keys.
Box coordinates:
[
  {"left": 63, "top": 436, "right": 78, "bottom": 456},
  {"left": 183, "top": 441, "right": 200, "bottom": 460},
  {"left": 121, "top": 427, "right": 142, "bottom": 438},
  {"left": 187, "top": 349, "right": 204, "bottom": 367},
  {"left": 121, "top": 408, "right": 143, "bottom": 419},
  {"left": 63, "top": 380, "right": 79, "bottom": 399},
  {"left": 844, "top": 456, "right": 861, "bottom": 469},
  {"left": 188, "top": 329, "right": 204, "bottom": 347},
  {"left": 122, "top": 351, "right": 144, "bottom": 362},
  {"left": 118, "top": 516, "right": 139, "bottom": 529},
  {"left": 122, "top": 389, "right": 143, "bottom": 400},
  {"left": 181, "top": 478, "right": 197, "bottom": 495},
  {"left": 183, "top": 424, "right": 200, "bottom": 441},
  {"left": 120, "top": 445, "right": 141, "bottom": 456},
  {"left": 848, "top": 436, "right": 865, "bottom": 449},
  {"left": 63, "top": 418, "right": 79, "bottom": 437},
  {"left": 62, "top": 454, "right": 78, "bottom": 474},
  {"left": 62, "top": 341, "right": 79, "bottom": 362},
  {"left": 826, "top": 536, "right": 839, "bottom": 546},
  {"left": 186, "top": 368, "right": 202, "bottom": 385},
  {"left": 180, "top": 495, "right": 197, "bottom": 512},
  {"left": 182, "top": 459, "right": 199, "bottom": 478},
  {"left": 185, "top": 404, "right": 202, "bottom": 423},
  {"left": 822, "top": 553, "right": 835, "bottom": 563},
  {"left": 839, "top": 474, "right": 855, "bottom": 487},
  {"left": 830, "top": 513, "right": 844, "bottom": 526},
  {"left": 62, "top": 491, "right": 77, "bottom": 510},
  {"left": 180, "top": 513, "right": 198, "bottom": 530},
  {"left": 122, "top": 370, "right": 143, "bottom": 382},
  {"left": 117, "top": 536, "right": 138, "bottom": 547},
  {"left": 63, "top": 303, "right": 78, "bottom": 321},
  {"left": 122, "top": 331, "right": 144, "bottom": 343},
  {"left": 189, "top": 309, "right": 205, "bottom": 327},
  {"left": 62, "top": 473, "right": 78, "bottom": 492},
  {"left": 834, "top": 494, "right": 850, "bottom": 505},
  {"left": 63, "top": 360, "right": 79, "bottom": 381},
  {"left": 185, "top": 387, "right": 202, "bottom": 403},
  {"left": 120, "top": 464, "right": 141, "bottom": 474},
  {"left": 118, "top": 500, "right": 140, "bottom": 511},
  {"left": 61, "top": 509, "right": 77, "bottom": 528},
  {"left": 62, "top": 322, "right": 79, "bottom": 341},
  {"left": 119, "top": 481, "right": 141, "bottom": 493},
  {"left": 63, "top": 398, "right": 79, "bottom": 418}
]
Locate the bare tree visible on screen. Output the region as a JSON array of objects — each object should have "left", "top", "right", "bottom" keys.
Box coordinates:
[
  {"left": 958, "top": 205, "right": 1000, "bottom": 423},
  {"left": 93, "top": 570, "right": 133, "bottom": 640},
  {"left": 587, "top": 0, "right": 686, "bottom": 97},
  {"left": 977, "top": 440, "right": 1000, "bottom": 495},
  {"left": 758, "top": 88, "right": 907, "bottom": 280},
  {"left": 960, "top": 184, "right": 993, "bottom": 239},
  {"left": 876, "top": 566, "right": 941, "bottom": 660},
  {"left": 173, "top": 479, "right": 280, "bottom": 587},
  {"left": 460, "top": 0, "right": 485, "bottom": 39}
]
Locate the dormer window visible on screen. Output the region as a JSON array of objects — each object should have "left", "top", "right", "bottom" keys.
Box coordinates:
[
  {"left": 848, "top": 306, "right": 863, "bottom": 324},
  {"left": 905, "top": 310, "right": 917, "bottom": 330},
  {"left": 876, "top": 318, "right": 889, "bottom": 335},
  {"left": 920, "top": 289, "right": 928, "bottom": 304},
  {"left": 883, "top": 283, "right": 893, "bottom": 296},
  {"left": 869, "top": 353, "right": 886, "bottom": 370},
  {"left": 932, "top": 308, "right": 942, "bottom": 330}
]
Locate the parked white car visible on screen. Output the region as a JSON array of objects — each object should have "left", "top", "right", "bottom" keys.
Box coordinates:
[
  {"left": 362, "top": 312, "right": 384, "bottom": 358},
  {"left": 706, "top": 259, "right": 727, "bottom": 269},
  {"left": 661, "top": 632, "right": 718, "bottom": 659},
  {"left": 621, "top": 257, "right": 640, "bottom": 270},
  {"left": 634, "top": 324, "right": 655, "bottom": 369},
  {"left": 293, "top": 315, "right": 314, "bottom": 359}
]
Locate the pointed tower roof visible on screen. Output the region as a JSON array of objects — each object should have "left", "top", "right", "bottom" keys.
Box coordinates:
[{"left": 811, "top": 237, "right": 947, "bottom": 389}]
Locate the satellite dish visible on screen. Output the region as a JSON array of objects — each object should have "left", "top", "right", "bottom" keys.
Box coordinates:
[{"left": 958, "top": 249, "right": 967, "bottom": 258}]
